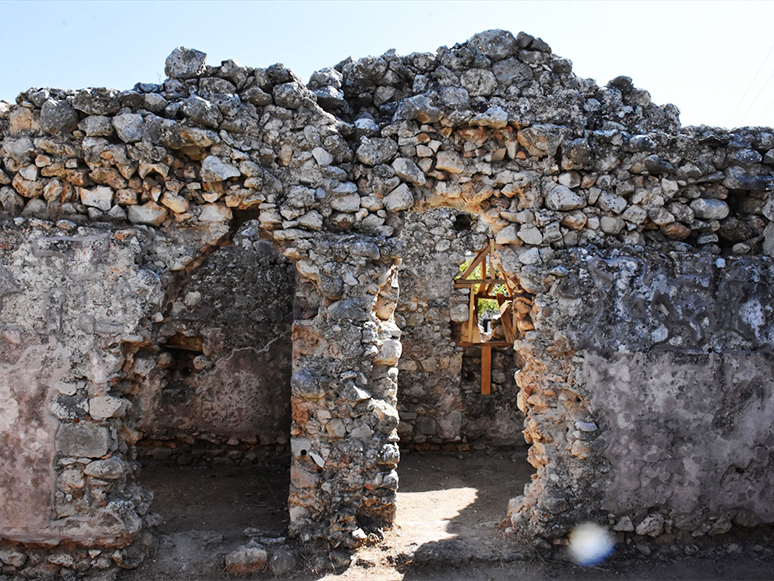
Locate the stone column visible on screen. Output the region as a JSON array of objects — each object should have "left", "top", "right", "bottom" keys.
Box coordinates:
[{"left": 285, "top": 235, "right": 402, "bottom": 547}]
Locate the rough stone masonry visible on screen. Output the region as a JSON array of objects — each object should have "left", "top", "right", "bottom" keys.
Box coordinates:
[{"left": 0, "top": 28, "right": 774, "bottom": 576}]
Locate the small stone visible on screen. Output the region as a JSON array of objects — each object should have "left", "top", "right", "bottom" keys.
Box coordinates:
[
  {"left": 331, "top": 193, "right": 361, "bottom": 213},
  {"left": 545, "top": 185, "right": 585, "bottom": 211},
  {"left": 495, "top": 224, "right": 520, "bottom": 244},
  {"left": 165, "top": 47, "right": 207, "bottom": 79},
  {"left": 518, "top": 225, "right": 543, "bottom": 245},
  {"left": 181, "top": 96, "right": 222, "bottom": 128},
  {"left": 392, "top": 158, "right": 426, "bottom": 186},
  {"left": 0, "top": 549, "right": 28, "bottom": 568},
  {"left": 312, "top": 147, "right": 333, "bottom": 166},
  {"left": 613, "top": 516, "right": 635, "bottom": 532},
  {"left": 198, "top": 203, "right": 232, "bottom": 222},
  {"left": 127, "top": 201, "right": 168, "bottom": 226},
  {"left": 470, "top": 106, "right": 509, "bottom": 128},
  {"left": 89, "top": 396, "right": 128, "bottom": 419},
  {"left": 112, "top": 114, "right": 144, "bottom": 143},
  {"left": 690, "top": 198, "right": 729, "bottom": 220},
  {"left": 269, "top": 548, "right": 296, "bottom": 576},
  {"left": 517, "top": 124, "right": 564, "bottom": 158},
  {"left": 460, "top": 69, "right": 498, "bottom": 96},
  {"left": 374, "top": 339, "right": 402, "bottom": 366},
  {"left": 492, "top": 58, "right": 533, "bottom": 85},
  {"left": 200, "top": 156, "right": 240, "bottom": 182},
  {"left": 72, "top": 88, "right": 121, "bottom": 115},
  {"left": 79, "top": 186, "right": 114, "bottom": 212},
  {"left": 635, "top": 513, "right": 665, "bottom": 537},
  {"left": 40, "top": 99, "right": 79, "bottom": 134},
  {"left": 356, "top": 137, "right": 398, "bottom": 166},
  {"left": 78, "top": 115, "right": 113, "bottom": 137},
  {"left": 225, "top": 545, "right": 268, "bottom": 575},
  {"left": 467, "top": 30, "right": 518, "bottom": 61},
  {"left": 84, "top": 457, "right": 126, "bottom": 479},
  {"left": 160, "top": 192, "right": 189, "bottom": 214},
  {"left": 383, "top": 184, "right": 414, "bottom": 212},
  {"left": 436, "top": 150, "right": 465, "bottom": 174},
  {"left": 57, "top": 423, "right": 111, "bottom": 458},
  {"left": 600, "top": 215, "right": 625, "bottom": 234}
]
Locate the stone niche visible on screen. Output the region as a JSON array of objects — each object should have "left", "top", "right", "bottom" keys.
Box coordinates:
[{"left": 135, "top": 222, "right": 296, "bottom": 464}]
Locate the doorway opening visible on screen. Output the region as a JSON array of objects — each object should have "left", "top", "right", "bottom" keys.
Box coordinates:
[
  {"left": 135, "top": 221, "right": 294, "bottom": 564},
  {"left": 391, "top": 209, "right": 534, "bottom": 562}
]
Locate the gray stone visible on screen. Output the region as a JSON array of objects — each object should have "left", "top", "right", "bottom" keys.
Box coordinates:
[
  {"left": 273, "top": 83, "right": 309, "bottom": 109},
  {"left": 392, "top": 158, "right": 426, "bottom": 186},
  {"left": 200, "top": 155, "right": 240, "bottom": 182},
  {"left": 492, "top": 58, "right": 533, "bottom": 85},
  {"left": 401, "top": 95, "right": 443, "bottom": 123},
  {"left": 331, "top": 193, "right": 361, "bottom": 213},
  {"left": 40, "top": 99, "right": 79, "bottom": 134},
  {"left": 291, "top": 368, "right": 323, "bottom": 399},
  {"left": 242, "top": 86, "right": 273, "bottom": 107},
  {"left": 635, "top": 513, "right": 665, "bottom": 537},
  {"left": 517, "top": 124, "right": 564, "bottom": 157},
  {"left": 165, "top": 47, "right": 207, "bottom": 79},
  {"left": 356, "top": 137, "right": 398, "bottom": 166},
  {"left": 56, "top": 423, "right": 111, "bottom": 458},
  {"left": 127, "top": 201, "right": 168, "bottom": 226},
  {"left": 269, "top": 548, "right": 296, "bottom": 576},
  {"left": 112, "top": 113, "right": 144, "bottom": 143},
  {"left": 460, "top": 69, "right": 498, "bottom": 96},
  {"left": 383, "top": 183, "right": 414, "bottom": 212},
  {"left": 83, "top": 457, "right": 125, "bottom": 479},
  {"left": 690, "top": 198, "right": 729, "bottom": 220},
  {"left": 181, "top": 96, "right": 222, "bottom": 128},
  {"left": 72, "top": 88, "right": 121, "bottom": 115},
  {"left": 78, "top": 115, "right": 114, "bottom": 137},
  {"left": 545, "top": 185, "right": 585, "bottom": 211},
  {"left": 467, "top": 29, "right": 518, "bottom": 61}
]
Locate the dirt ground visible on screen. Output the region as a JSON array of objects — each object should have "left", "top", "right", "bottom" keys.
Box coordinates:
[{"left": 121, "top": 449, "right": 774, "bottom": 581}]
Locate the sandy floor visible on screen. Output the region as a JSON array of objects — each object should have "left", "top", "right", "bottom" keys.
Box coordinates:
[{"left": 122, "top": 450, "right": 774, "bottom": 580}]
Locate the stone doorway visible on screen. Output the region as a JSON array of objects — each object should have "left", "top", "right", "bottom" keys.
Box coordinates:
[{"left": 135, "top": 222, "right": 295, "bottom": 555}]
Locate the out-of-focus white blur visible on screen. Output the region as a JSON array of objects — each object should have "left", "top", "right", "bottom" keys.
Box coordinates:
[{"left": 568, "top": 522, "right": 614, "bottom": 566}]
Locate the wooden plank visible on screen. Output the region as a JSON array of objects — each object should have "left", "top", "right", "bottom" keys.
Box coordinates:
[
  {"left": 481, "top": 344, "right": 492, "bottom": 395},
  {"left": 457, "top": 246, "right": 489, "bottom": 280},
  {"left": 457, "top": 341, "right": 512, "bottom": 348},
  {"left": 454, "top": 278, "right": 508, "bottom": 286}
]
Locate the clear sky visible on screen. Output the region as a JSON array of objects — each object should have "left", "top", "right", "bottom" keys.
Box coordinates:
[{"left": 2, "top": 1, "right": 774, "bottom": 130}]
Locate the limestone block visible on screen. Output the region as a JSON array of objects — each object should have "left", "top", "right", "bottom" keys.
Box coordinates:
[{"left": 57, "top": 423, "right": 111, "bottom": 458}]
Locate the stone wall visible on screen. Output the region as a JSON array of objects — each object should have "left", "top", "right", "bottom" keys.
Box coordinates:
[
  {"left": 2, "top": 27, "right": 774, "bottom": 576},
  {"left": 508, "top": 248, "right": 774, "bottom": 542},
  {"left": 135, "top": 221, "right": 295, "bottom": 465}
]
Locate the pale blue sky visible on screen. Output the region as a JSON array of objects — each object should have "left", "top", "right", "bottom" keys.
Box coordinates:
[{"left": 2, "top": 1, "right": 774, "bottom": 129}]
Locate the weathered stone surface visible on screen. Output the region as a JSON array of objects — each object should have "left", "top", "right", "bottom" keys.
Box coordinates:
[
  {"left": 200, "top": 155, "right": 240, "bottom": 182},
  {"left": 83, "top": 457, "right": 125, "bottom": 479},
  {"left": 112, "top": 113, "right": 144, "bottom": 143},
  {"left": 40, "top": 99, "right": 79, "bottom": 134},
  {"left": 127, "top": 201, "right": 168, "bottom": 225},
  {"left": 57, "top": 423, "right": 110, "bottom": 458},
  {"left": 383, "top": 183, "right": 414, "bottom": 212},
  {"left": 165, "top": 47, "right": 207, "bottom": 79},
  {"left": 545, "top": 185, "right": 585, "bottom": 211},
  {"left": 225, "top": 545, "right": 267, "bottom": 575}
]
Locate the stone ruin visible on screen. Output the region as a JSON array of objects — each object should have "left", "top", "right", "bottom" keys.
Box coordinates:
[{"left": 0, "top": 28, "right": 773, "bottom": 577}]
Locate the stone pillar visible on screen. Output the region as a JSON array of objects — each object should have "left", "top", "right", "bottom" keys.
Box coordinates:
[{"left": 285, "top": 235, "right": 401, "bottom": 546}]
